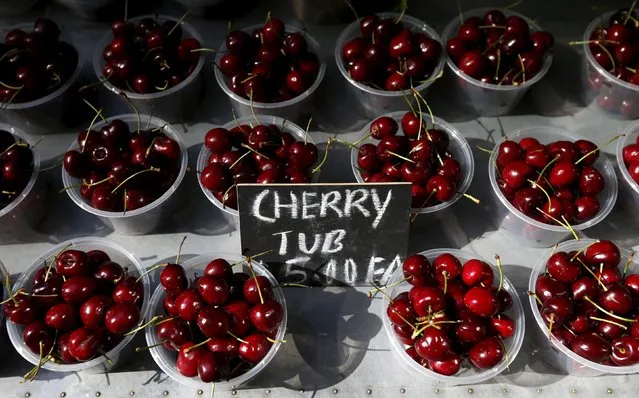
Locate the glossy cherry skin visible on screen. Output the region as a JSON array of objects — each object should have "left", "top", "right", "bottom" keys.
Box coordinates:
[
  {"left": 61, "top": 275, "right": 97, "bottom": 304},
  {"left": 413, "top": 287, "right": 446, "bottom": 317},
  {"left": 243, "top": 276, "right": 272, "bottom": 305},
  {"left": 177, "top": 342, "right": 206, "bottom": 377},
  {"left": 56, "top": 250, "right": 90, "bottom": 277},
  {"left": 464, "top": 286, "right": 498, "bottom": 318},
  {"left": 584, "top": 240, "right": 620, "bottom": 268},
  {"left": 535, "top": 274, "right": 569, "bottom": 302},
  {"left": 547, "top": 252, "right": 581, "bottom": 283},
  {"left": 104, "top": 303, "right": 140, "bottom": 335},
  {"left": 387, "top": 294, "right": 415, "bottom": 324},
  {"left": 175, "top": 290, "right": 204, "bottom": 322},
  {"left": 428, "top": 353, "right": 462, "bottom": 376},
  {"left": 496, "top": 141, "right": 523, "bottom": 169},
  {"left": 571, "top": 276, "right": 599, "bottom": 301},
  {"left": 570, "top": 332, "right": 611, "bottom": 363},
  {"left": 45, "top": 303, "right": 78, "bottom": 331},
  {"left": 461, "top": 259, "right": 493, "bottom": 287},
  {"left": 156, "top": 317, "right": 191, "bottom": 351},
  {"left": 599, "top": 284, "right": 633, "bottom": 314},
  {"left": 197, "top": 351, "right": 221, "bottom": 382},
  {"left": 238, "top": 334, "right": 272, "bottom": 364},
  {"left": 23, "top": 321, "right": 54, "bottom": 355},
  {"left": 611, "top": 336, "right": 639, "bottom": 366},
  {"left": 433, "top": 253, "right": 462, "bottom": 281},
  {"left": 160, "top": 263, "right": 187, "bottom": 296},
  {"left": 197, "top": 275, "right": 230, "bottom": 306},
  {"left": 250, "top": 299, "right": 284, "bottom": 332},
  {"left": 80, "top": 295, "right": 113, "bottom": 328},
  {"left": 415, "top": 326, "right": 452, "bottom": 361},
  {"left": 67, "top": 327, "right": 101, "bottom": 361},
  {"left": 112, "top": 277, "right": 144, "bottom": 306},
  {"left": 490, "top": 314, "right": 515, "bottom": 338},
  {"left": 541, "top": 295, "right": 574, "bottom": 325},
  {"left": 4, "top": 296, "right": 38, "bottom": 325},
  {"left": 455, "top": 316, "right": 486, "bottom": 343},
  {"left": 501, "top": 160, "right": 533, "bottom": 189},
  {"left": 469, "top": 336, "right": 504, "bottom": 369},
  {"left": 197, "top": 306, "right": 231, "bottom": 338}
]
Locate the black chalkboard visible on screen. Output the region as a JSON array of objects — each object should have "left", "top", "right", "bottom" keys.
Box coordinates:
[{"left": 237, "top": 182, "right": 412, "bottom": 286}]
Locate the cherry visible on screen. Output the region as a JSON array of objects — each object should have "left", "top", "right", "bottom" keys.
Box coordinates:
[
  {"left": 535, "top": 274, "right": 569, "bottom": 302},
  {"left": 571, "top": 276, "right": 599, "bottom": 301},
  {"left": 224, "top": 300, "right": 252, "bottom": 337},
  {"left": 56, "top": 250, "right": 89, "bottom": 277},
  {"left": 250, "top": 299, "right": 284, "bottom": 332},
  {"left": 428, "top": 353, "right": 462, "bottom": 376},
  {"left": 547, "top": 252, "right": 581, "bottom": 283},
  {"left": 598, "top": 316, "right": 627, "bottom": 340},
  {"left": 207, "top": 337, "right": 239, "bottom": 358},
  {"left": 387, "top": 294, "right": 415, "bottom": 324},
  {"left": 112, "top": 277, "right": 143, "bottom": 305},
  {"left": 61, "top": 276, "right": 97, "bottom": 304},
  {"left": 175, "top": 290, "right": 204, "bottom": 322},
  {"left": 469, "top": 336, "right": 504, "bottom": 368},
  {"left": 541, "top": 296, "right": 574, "bottom": 324},
  {"left": 177, "top": 342, "right": 206, "bottom": 377},
  {"left": 67, "top": 327, "right": 101, "bottom": 361},
  {"left": 571, "top": 332, "right": 611, "bottom": 363},
  {"left": 458, "top": 50, "right": 485, "bottom": 78},
  {"left": 599, "top": 284, "right": 633, "bottom": 314},
  {"left": 4, "top": 296, "right": 38, "bottom": 325},
  {"left": 160, "top": 264, "right": 187, "bottom": 296},
  {"left": 490, "top": 314, "right": 515, "bottom": 338},
  {"left": 157, "top": 318, "right": 191, "bottom": 351},
  {"left": 197, "top": 351, "right": 221, "bottom": 382},
  {"left": 611, "top": 336, "right": 639, "bottom": 366},
  {"left": 80, "top": 295, "right": 113, "bottom": 328},
  {"left": 574, "top": 195, "right": 600, "bottom": 222},
  {"left": 57, "top": 332, "right": 76, "bottom": 363},
  {"left": 197, "top": 275, "right": 230, "bottom": 306},
  {"left": 197, "top": 307, "right": 231, "bottom": 338},
  {"left": 243, "top": 276, "right": 272, "bottom": 305},
  {"left": 461, "top": 259, "right": 493, "bottom": 287},
  {"left": 464, "top": 286, "right": 498, "bottom": 317},
  {"left": 45, "top": 303, "right": 78, "bottom": 331},
  {"left": 433, "top": 253, "right": 462, "bottom": 281},
  {"left": 105, "top": 303, "right": 139, "bottom": 335},
  {"left": 455, "top": 317, "right": 486, "bottom": 343},
  {"left": 413, "top": 287, "right": 446, "bottom": 316},
  {"left": 501, "top": 160, "right": 533, "bottom": 189},
  {"left": 23, "top": 321, "right": 54, "bottom": 355},
  {"left": 415, "top": 326, "right": 452, "bottom": 361},
  {"left": 238, "top": 334, "right": 272, "bottom": 364},
  {"left": 584, "top": 240, "right": 620, "bottom": 268}
]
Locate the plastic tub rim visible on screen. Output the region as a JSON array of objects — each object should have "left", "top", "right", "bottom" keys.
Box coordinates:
[{"left": 618, "top": 121, "right": 639, "bottom": 195}]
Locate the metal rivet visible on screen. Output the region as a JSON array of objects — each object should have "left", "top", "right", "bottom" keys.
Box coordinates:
[
  {"left": 571, "top": 389, "right": 577, "bottom": 394},
  {"left": 435, "top": 389, "right": 440, "bottom": 394},
  {"left": 232, "top": 391, "right": 237, "bottom": 396},
  {"left": 299, "top": 390, "right": 304, "bottom": 394},
  {"left": 60, "top": 393, "right": 66, "bottom": 398},
  {"left": 366, "top": 389, "right": 372, "bottom": 395},
  {"left": 468, "top": 388, "right": 474, "bottom": 394},
  {"left": 503, "top": 388, "right": 508, "bottom": 393},
  {"left": 25, "top": 394, "right": 31, "bottom": 398},
  {"left": 163, "top": 392, "right": 169, "bottom": 396},
  {"left": 197, "top": 390, "right": 203, "bottom": 396},
  {"left": 607, "top": 389, "right": 613, "bottom": 395},
  {"left": 400, "top": 388, "right": 406, "bottom": 394},
  {"left": 266, "top": 390, "right": 271, "bottom": 394},
  {"left": 333, "top": 389, "right": 338, "bottom": 394},
  {"left": 537, "top": 389, "right": 543, "bottom": 393},
  {"left": 96, "top": 393, "right": 101, "bottom": 397},
  {"left": 130, "top": 392, "right": 135, "bottom": 396}
]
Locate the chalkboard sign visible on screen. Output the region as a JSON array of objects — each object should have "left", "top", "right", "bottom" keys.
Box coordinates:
[{"left": 237, "top": 182, "right": 412, "bottom": 286}]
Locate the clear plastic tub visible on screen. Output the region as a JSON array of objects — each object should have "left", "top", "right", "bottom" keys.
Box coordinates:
[
  {"left": 6, "top": 237, "right": 151, "bottom": 374},
  {"left": 0, "top": 23, "right": 83, "bottom": 134},
  {"left": 617, "top": 121, "right": 639, "bottom": 223},
  {"left": 214, "top": 25, "right": 326, "bottom": 125},
  {"left": 93, "top": 15, "right": 205, "bottom": 122},
  {"left": 0, "top": 259, "right": 8, "bottom": 326},
  {"left": 61, "top": 114, "right": 188, "bottom": 235},
  {"left": 381, "top": 248, "right": 525, "bottom": 386},
  {"left": 441, "top": 8, "right": 553, "bottom": 117},
  {"left": 528, "top": 238, "right": 639, "bottom": 376},
  {"left": 0, "top": 123, "right": 47, "bottom": 244},
  {"left": 335, "top": 13, "right": 445, "bottom": 119},
  {"left": 488, "top": 126, "right": 618, "bottom": 248},
  {"left": 54, "top": 0, "right": 115, "bottom": 19},
  {"left": 145, "top": 253, "right": 287, "bottom": 391},
  {"left": 349, "top": 112, "right": 474, "bottom": 216},
  {"left": 581, "top": 11, "right": 639, "bottom": 119},
  {"left": 196, "top": 115, "right": 313, "bottom": 228}
]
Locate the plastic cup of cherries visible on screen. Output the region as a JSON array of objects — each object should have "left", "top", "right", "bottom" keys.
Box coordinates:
[
  {"left": 5, "top": 237, "right": 150, "bottom": 376},
  {"left": 441, "top": 8, "right": 554, "bottom": 116},
  {"left": 381, "top": 249, "right": 524, "bottom": 385},
  {"left": 617, "top": 120, "right": 639, "bottom": 223},
  {"left": 0, "top": 124, "right": 46, "bottom": 243},
  {"left": 61, "top": 110, "right": 188, "bottom": 235},
  {"left": 579, "top": 7, "right": 639, "bottom": 119},
  {"left": 529, "top": 239, "right": 639, "bottom": 376},
  {"left": 197, "top": 115, "right": 319, "bottom": 226},
  {"left": 350, "top": 108, "right": 474, "bottom": 218},
  {"left": 335, "top": 12, "right": 445, "bottom": 118},
  {"left": 93, "top": 14, "right": 205, "bottom": 122},
  {"left": 487, "top": 126, "right": 618, "bottom": 248},
  {"left": 0, "top": 18, "right": 84, "bottom": 133},
  {"left": 214, "top": 13, "right": 326, "bottom": 124},
  {"left": 144, "top": 251, "right": 287, "bottom": 391}
]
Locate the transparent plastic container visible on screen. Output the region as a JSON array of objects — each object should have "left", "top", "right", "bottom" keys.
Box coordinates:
[
  {"left": 0, "top": 259, "right": 8, "bottom": 326},
  {"left": 0, "top": 123, "right": 47, "bottom": 244},
  {"left": 145, "top": 253, "right": 287, "bottom": 391},
  {"left": 54, "top": 0, "right": 115, "bottom": 18},
  {"left": 488, "top": 126, "right": 618, "bottom": 248},
  {"left": 617, "top": 121, "right": 639, "bottom": 223},
  {"left": 61, "top": 114, "right": 188, "bottom": 235},
  {"left": 335, "top": 13, "right": 445, "bottom": 119},
  {"left": 441, "top": 8, "right": 553, "bottom": 117},
  {"left": 0, "top": 0, "right": 38, "bottom": 17},
  {"left": 0, "top": 23, "right": 83, "bottom": 134},
  {"left": 349, "top": 112, "right": 474, "bottom": 216},
  {"left": 528, "top": 238, "right": 639, "bottom": 376},
  {"left": 196, "top": 115, "right": 313, "bottom": 228},
  {"left": 214, "top": 25, "right": 326, "bottom": 125},
  {"left": 581, "top": 11, "right": 639, "bottom": 119},
  {"left": 93, "top": 15, "right": 205, "bottom": 122},
  {"left": 381, "top": 248, "right": 525, "bottom": 386},
  {"left": 6, "top": 237, "right": 151, "bottom": 374}
]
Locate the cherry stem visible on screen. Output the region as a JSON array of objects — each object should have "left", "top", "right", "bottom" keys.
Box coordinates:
[
  {"left": 210, "top": 383, "right": 215, "bottom": 398},
  {"left": 230, "top": 250, "right": 272, "bottom": 267},
  {"left": 548, "top": 313, "right": 555, "bottom": 338},
  {"left": 135, "top": 339, "right": 168, "bottom": 352},
  {"left": 591, "top": 316, "right": 627, "bottom": 330},
  {"left": 155, "top": 81, "right": 169, "bottom": 91},
  {"left": 505, "top": 0, "right": 523, "bottom": 9},
  {"left": 411, "top": 190, "right": 436, "bottom": 222},
  {"left": 623, "top": 252, "right": 636, "bottom": 277},
  {"left": 568, "top": 40, "right": 619, "bottom": 46},
  {"left": 266, "top": 336, "right": 287, "bottom": 344},
  {"left": 386, "top": 150, "right": 414, "bottom": 163},
  {"left": 0, "top": 85, "right": 22, "bottom": 110},
  {"left": 584, "top": 296, "right": 636, "bottom": 323},
  {"left": 277, "top": 283, "right": 309, "bottom": 288},
  {"left": 393, "top": 0, "right": 408, "bottom": 23},
  {"left": 575, "top": 134, "right": 624, "bottom": 165},
  {"left": 312, "top": 138, "right": 333, "bottom": 174},
  {"left": 0, "top": 81, "right": 23, "bottom": 91},
  {"left": 570, "top": 240, "right": 599, "bottom": 262},
  {"left": 0, "top": 288, "right": 23, "bottom": 305},
  {"left": 536, "top": 207, "right": 579, "bottom": 241},
  {"left": 227, "top": 331, "right": 247, "bottom": 344},
  {"left": 175, "top": 235, "right": 188, "bottom": 264},
  {"left": 411, "top": 88, "right": 435, "bottom": 130},
  {"left": 463, "top": 193, "right": 481, "bottom": 204},
  {"left": 495, "top": 49, "right": 502, "bottom": 80},
  {"left": 528, "top": 178, "right": 551, "bottom": 203},
  {"left": 625, "top": 0, "right": 638, "bottom": 25},
  {"left": 155, "top": 315, "right": 177, "bottom": 325},
  {"left": 124, "top": 315, "right": 164, "bottom": 336},
  {"left": 44, "top": 243, "right": 73, "bottom": 282},
  {"left": 303, "top": 117, "right": 313, "bottom": 146},
  {"left": 497, "top": 69, "right": 514, "bottom": 86},
  {"left": 455, "top": 0, "right": 463, "bottom": 23},
  {"left": 168, "top": 10, "right": 191, "bottom": 36},
  {"left": 185, "top": 338, "right": 211, "bottom": 353},
  {"left": 79, "top": 71, "right": 114, "bottom": 93},
  {"left": 478, "top": 24, "right": 507, "bottom": 29},
  {"left": 82, "top": 99, "right": 108, "bottom": 123},
  {"left": 82, "top": 106, "right": 105, "bottom": 153},
  {"left": 442, "top": 272, "right": 448, "bottom": 294},
  {"left": 401, "top": 89, "right": 417, "bottom": 116},
  {"left": 248, "top": 89, "right": 261, "bottom": 126},
  {"left": 367, "top": 276, "right": 412, "bottom": 298},
  {"left": 123, "top": 0, "right": 128, "bottom": 20},
  {"left": 0, "top": 48, "right": 21, "bottom": 63},
  {"left": 240, "top": 143, "right": 270, "bottom": 161},
  {"left": 246, "top": 256, "right": 264, "bottom": 305},
  {"left": 550, "top": 243, "right": 559, "bottom": 255},
  {"left": 352, "top": 133, "right": 371, "bottom": 147},
  {"left": 135, "top": 262, "right": 168, "bottom": 283},
  {"left": 221, "top": 184, "right": 236, "bottom": 209},
  {"left": 4, "top": 274, "right": 15, "bottom": 305},
  {"left": 59, "top": 176, "right": 113, "bottom": 193},
  {"left": 111, "top": 167, "right": 160, "bottom": 194},
  {"left": 517, "top": 54, "right": 526, "bottom": 84},
  {"left": 190, "top": 48, "right": 216, "bottom": 53},
  {"left": 412, "top": 89, "right": 424, "bottom": 141},
  {"left": 418, "top": 69, "right": 444, "bottom": 86},
  {"left": 118, "top": 91, "right": 140, "bottom": 134},
  {"left": 575, "top": 257, "right": 608, "bottom": 291},
  {"left": 333, "top": 137, "right": 358, "bottom": 150},
  {"left": 528, "top": 291, "right": 543, "bottom": 305},
  {"left": 495, "top": 254, "right": 504, "bottom": 291}
]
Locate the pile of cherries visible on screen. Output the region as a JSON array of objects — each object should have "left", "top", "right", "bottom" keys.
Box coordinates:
[
  {"left": 219, "top": 15, "right": 321, "bottom": 102},
  {"left": 622, "top": 134, "right": 639, "bottom": 184},
  {"left": 5, "top": 248, "right": 144, "bottom": 364},
  {"left": 341, "top": 14, "right": 442, "bottom": 91},
  {"left": 494, "top": 136, "right": 606, "bottom": 225},
  {"left": 587, "top": 8, "right": 639, "bottom": 117},
  {"left": 0, "top": 18, "right": 78, "bottom": 104},
  {"left": 62, "top": 118, "right": 181, "bottom": 212},
  {"left": 356, "top": 112, "right": 463, "bottom": 208},
  {"left": 445, "top": 9, "right": 554, "bottom": 85},
  {"left": 155, "top": 257, "right": 284, "bottom": 382},
  {"left": 386, "top": 253, "right": 515, "bottom": 375},
  {"left": 200, "top": 123, "right": 318, "bottom": 210},
  {"left": 534, "top": 240, "right": 639, "bottom": 366},
  {"left": 0, "top": 130, "right": 34, "bottom": 209},
  {"left": 101, "top": 16, "right": 201, "bottom": 94}
]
